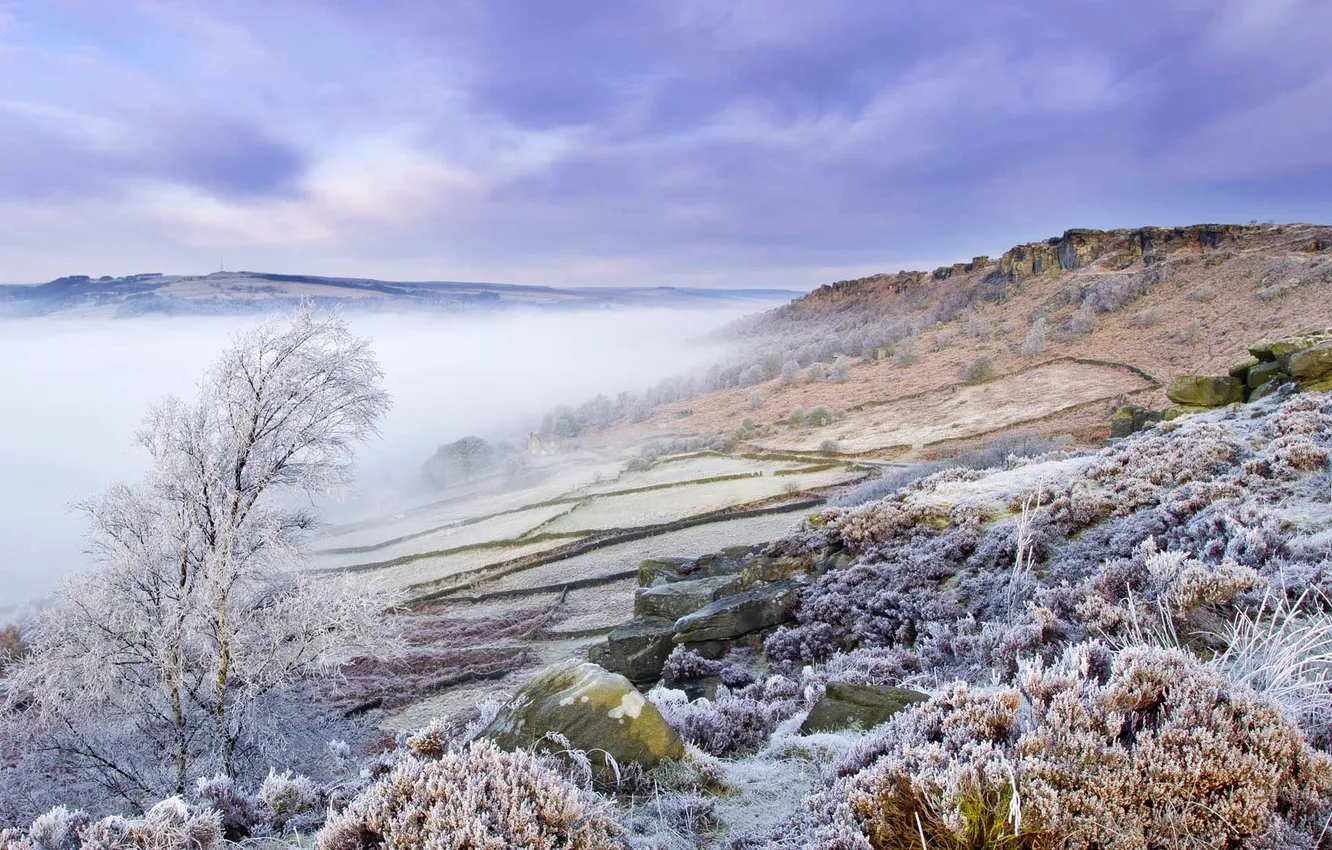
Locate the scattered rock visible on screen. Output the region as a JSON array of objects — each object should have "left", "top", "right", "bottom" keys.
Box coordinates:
[
  {"left": 674, "top": 579, "right": 803, "bottom": 644},
  {"left": 633, "top": 575, "right": 748, "bottom": 622},
  {"left": 1166, "top": 375, "right": 1243, "bottom": 407},
  {"left": 800, "top": 682, "right": 930, "bottom": 734},
  {"left": 588, "top": 617, "right": 676, "bottom": 684},
  {"left": 478, "top": 661, "right": 684, "bottom": 772}
]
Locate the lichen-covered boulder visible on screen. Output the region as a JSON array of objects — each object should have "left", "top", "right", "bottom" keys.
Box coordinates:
[
  {"left": 1228, "top": 356, "right": 1260, "bottom": 378},
  {"left": 799, "top": 682, "right": 929, "bottom": 733},
  {"left": 638, "top": 557, "right": 698, "bottom": 587},
  {"left": 1249, "top": 380, "right": 1283, "bottom": 402},
  {"left": 588, "top": 617, "right": 675, "bottom": 684},
  {"left": 633, "top": 575, "right": 746, "bottom": 622},
  {"left": 1110, "top": 405, "right": 1164, "bottom": 438},
  {"left": 674, "top": 579, "right": 802, "bottom": 644},
  {"left": 1289, "top": 342, "right": 1332, "bottom": 382},
  {"left": 1247, "top": 360, "right": 1287, "bottom": 389},
  {"left": 477, "top": 661, "right": 684, "bottom": 772},
  {"left": 1166, "top": 375, "right": 1243, "bottom": 407}
]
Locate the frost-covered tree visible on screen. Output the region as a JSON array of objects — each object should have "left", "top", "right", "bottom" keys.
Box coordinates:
[
  {"left": 777, "top": 360, "right": 800, "bottom": 387},
  {"left": 828, "top": 356, "right": 852, "bottom": 383},
  {"left": 2, "top": 308, "right": 397, "bottom": 809}
]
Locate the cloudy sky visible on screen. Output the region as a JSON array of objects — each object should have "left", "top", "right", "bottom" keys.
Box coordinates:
[{"left": 1, "top": 0, "right": 1329, "bottom": 288}]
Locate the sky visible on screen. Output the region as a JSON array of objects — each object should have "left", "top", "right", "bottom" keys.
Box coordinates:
[{"left": 1, "top": 0, "right": 1330, "bottom": 288}]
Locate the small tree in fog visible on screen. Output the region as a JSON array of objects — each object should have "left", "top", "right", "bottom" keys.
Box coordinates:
[
  {"left": 739, "top": 364, "right": 765, "bottom": 387},
  {"left": 777, "top": 360, "right": 800, "bottom": 386},
  {"left": 803, "top": 363, "right": 825, "bottom": 384},
  {"left": 747, "top": 390, "right": 765, "bottom": 410},
  {"left": 2, "top": 308, "right": 396, "bottom": 806},
  {"left": 423, "top": 435, "right": 496, "bottom": 487},
  {"left": 1021, "top": 316, "right": 1046, "bottom": 356}
]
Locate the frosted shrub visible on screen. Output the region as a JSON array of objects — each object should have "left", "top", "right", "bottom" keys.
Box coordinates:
[
  {"left": 828, "top": 356, "right": 852, "bottom": 383},
  {"left": 777, "top": 360, "right": 800, "bottom": 386},
  {"left": 314, "top": 740, "right": 623, "bottom": 850},
  {"left": 768, "top": 644, "right": 1332, "bottom": 849},
  {"left": 189, "top": 775, "right": 263, "bottom": 840},
  {"left": 28, "top": 808, "right": 87, "bottom": 850},
  {"left": 649, "top": 677, "right": 802, "bottom": 756},
  {"left": 80, "top": 798, "right": 222, "bottom": 850},
  {"left": 257, "top": 770, "right": 320, "bottom": 834}
]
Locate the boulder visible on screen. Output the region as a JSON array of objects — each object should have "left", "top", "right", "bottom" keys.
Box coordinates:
[
  {"left": 638, "top": 557, "right": 698, "bottom": 587},
  {"left": 588, "top": 617, "right": 676, "bottom": 684},
  {"left": 1228, "top": 356, "right": 1260, "bottom": 378},
  {"left": 1300, "top": 374, "right": 1332, "bottom": 394},
  {"left": 633, "top": 575, "right": 747, "bottom": 622},
  {"left": 674, "top": 579, "right": 802, "bottom": 644},
  {"left": 1248, "top": 340, "right": 1278, "bottom": 362},
  {"left": 477, "top": 661, "right": 684, "bottom": 772},
  {"left": 1271, "top": 333, "right": 1332, "bottom": 361},
  {"left": 1247, "top": 361, "right": 1287, "bottom": 390},
  {"left": 1249, "top": 381, "right": 1282, "bottom": 402},
  {"left": 800, "top": 682, "right": 930, "bottom": 734},
  {"left": 1289, "top": 342, "right": 1332, "bottom": 382},
  {"left": 747, "top": 554, "right": 817, "bottom": 582},
  {"left": 1166, "top": 375, "right": 1243, "bottom": 408},
  {"left": 1110, "top": 405, "right": 1164, "bottom": 438}
]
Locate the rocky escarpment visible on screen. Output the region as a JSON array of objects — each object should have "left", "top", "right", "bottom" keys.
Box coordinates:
[{"left": 784, "top": 222, "right": 1331, "bottom": 314}]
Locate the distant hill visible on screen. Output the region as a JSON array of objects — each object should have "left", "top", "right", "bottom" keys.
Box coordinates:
[{"left": 0, "top": 270, "right": 802, "bottom": 318}]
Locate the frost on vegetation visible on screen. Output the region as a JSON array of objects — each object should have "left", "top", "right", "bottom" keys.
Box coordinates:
[
  {"left": 314, "top": 740, "right": 624, "bottom": 850},
  {"left": 749, "top": 644, "right": 1332, "bottom": 850},
  {"left": 649, "top": 676, "right": 803, "bottom": 757},
  {"left": 769, "top": 395, "right": 1332, "bottom": 682},
  {"left": 3, "top": 799, "right": 224, "bottom": 850}
]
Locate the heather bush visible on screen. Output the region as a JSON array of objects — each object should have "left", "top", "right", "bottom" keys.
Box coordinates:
[
  {"left": 962, "top": 353, "right": 994, "bottom": 383},
  {"left": 756, "top": 644, "right": 1332, "bottom": 849},
  {"left": 649, "top": 677, "right": 803, "bottom": 757},
  {"left": 314, "top": 740, "right": 623, "bottom": 850}
]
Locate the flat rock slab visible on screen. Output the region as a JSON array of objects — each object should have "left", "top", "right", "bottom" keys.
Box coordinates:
[
  {"left": 800, "top": 682, "right": 929, "bottom": 733},
  {"left": 478, "top": 661, "right": 684, "bottom": 772},
  {"left": 674, "top": 579, "right": 802, "bottom": 644}
]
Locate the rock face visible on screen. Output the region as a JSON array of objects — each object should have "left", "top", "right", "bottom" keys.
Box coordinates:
[
  {"left": 674, "top": 580, "right": 802, "bottom": 644},
  {"left": 1166, "top": 375, "right": 1243, "bottom": 407},
  {"left": 588, "top": 617, "right": 676, "bottom": 685},
  {"left": 800, "top": 682, "right": 929, "bottom": 734},
  {"left": 477, "top": 661, "right": 684, "bottom": 772}
]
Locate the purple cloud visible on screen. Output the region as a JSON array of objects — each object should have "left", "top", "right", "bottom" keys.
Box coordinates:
[{"left": 0, "top": 0, "right": 1329, "bottom": 285}]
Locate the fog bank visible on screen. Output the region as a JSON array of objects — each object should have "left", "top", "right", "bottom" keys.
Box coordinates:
[{"left": 0, "top": 307, "right": 748, "bottom": 609}]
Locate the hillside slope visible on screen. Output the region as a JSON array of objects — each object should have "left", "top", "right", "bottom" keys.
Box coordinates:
[{"left": 598, "top": 223, "right": 1332, "bottom": 455}]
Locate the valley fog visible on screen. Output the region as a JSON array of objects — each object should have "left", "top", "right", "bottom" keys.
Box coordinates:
[{"left": 0, "top": 307, "right": 748, "bottom": 609}]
